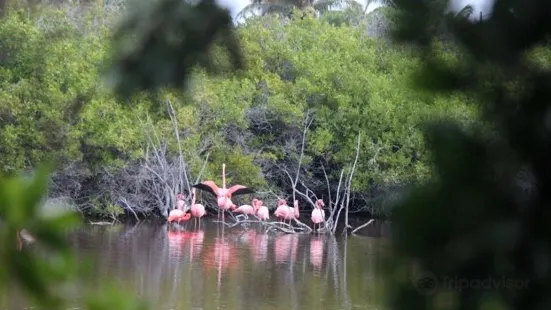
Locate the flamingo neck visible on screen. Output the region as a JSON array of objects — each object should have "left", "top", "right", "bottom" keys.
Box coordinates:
[{"left": 222, "top": 164, "right": 226, "bottom": 189}]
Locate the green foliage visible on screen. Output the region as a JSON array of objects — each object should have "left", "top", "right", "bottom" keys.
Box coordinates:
[
  {"left": 235, "top": 14, "right": 478, "bottom": 188},
  {"left": 0, "top": 7, "right": 147, "bottom": 173},
  {"left": 0, "top": 2, "right": 486, "bottom": 216}
]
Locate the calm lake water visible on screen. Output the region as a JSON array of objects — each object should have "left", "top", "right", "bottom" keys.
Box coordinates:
[{"left": 3, "top": 219, "right": 390, "bottom": 310}]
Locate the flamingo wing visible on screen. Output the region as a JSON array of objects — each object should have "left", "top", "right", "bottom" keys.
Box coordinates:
[
  {"left": 227, "top": 185, "right": 255, "bottom": 197},
  {"left": 192, "top": 181, "right": 219, "bottom": 197}
]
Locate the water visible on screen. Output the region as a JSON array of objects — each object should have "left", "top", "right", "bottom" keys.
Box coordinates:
[{"left": 4, "top": 219, "right": 390, "bottom": 310}]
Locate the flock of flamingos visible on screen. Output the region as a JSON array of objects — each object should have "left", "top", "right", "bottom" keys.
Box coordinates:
[
  {"left": 14, "top": 163, "right": 327, "bottom": 251},
  {"left": 167, "top": 164, "right": 326, "bottom": 232}
]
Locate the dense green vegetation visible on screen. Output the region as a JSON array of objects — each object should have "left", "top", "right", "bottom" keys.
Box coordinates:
[{"left": 0, "top": 3, "right": 480, "bottom": 218}]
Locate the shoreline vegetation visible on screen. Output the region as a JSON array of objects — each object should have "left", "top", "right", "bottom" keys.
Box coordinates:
[{"left": 1, "top": 1, "right": 480, "bottom": 225}]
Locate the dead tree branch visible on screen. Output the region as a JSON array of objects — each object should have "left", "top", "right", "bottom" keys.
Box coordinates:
[
  {"left": 343, "top": 131, "right": 361, "bottom": 234},
  {"left": 351, "top": 219, "right": 375, "bottom": 235}
]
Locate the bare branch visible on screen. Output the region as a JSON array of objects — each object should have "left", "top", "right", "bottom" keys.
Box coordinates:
[
  {"left": 195, "top": 153, "right": 210, "bottom": 184},
  {"left": 351, "top": 219, "right": 375, "bottom": 234},
  {"left": 343, "top": 131, "right": 362, "bottom": 234},
  {"left": 321, "top": 163, "right": 332, "bottom": 211},
  {"left": 118, "top": 197, "right": 140, "bottom": 222},
  {"left": 167, "top": 100, "right": 192, "bottom": 196}
]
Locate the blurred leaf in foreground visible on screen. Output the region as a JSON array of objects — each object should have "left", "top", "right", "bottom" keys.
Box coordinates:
[
  {"left": 383, "top": 0, "right": 551, "bottom": 310},
  {"left": 106, "top": 0, "right": 243, "bottom": 101},
  {"left": 0, "top": 163, "right": 81, "bottom": 309}
]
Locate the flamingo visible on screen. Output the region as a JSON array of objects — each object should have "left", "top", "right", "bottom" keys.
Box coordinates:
[
  {"left": 311, "top": 199, "right": 325, "bottom": 233},
  {"left": 274, "top": 199, "right": 293, "bottom": 225},
  {"left": 192, "top": 163, "right": 255, "bottom": 224},
  {"left": 292, "top": 199, "right": 300, "bottom": 223},
  {"left": 233, "top": 198, "right": 259, "bottom": 219},
  {"left": 167, "top": 194, "right": 191, "bottom": 225},
  {"left": 255, "top": 200, "right": 269, "bottom": 221},
  {"left": 190, "top": 188, "right": 206, "bottom": 229},
  {"left": 176, "top": 193, "right": 186, "bottom": 211}
]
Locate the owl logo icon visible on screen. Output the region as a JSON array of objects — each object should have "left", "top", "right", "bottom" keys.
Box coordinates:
[{"left": 412, "top": 271, "right": 439, "bottom": 295}]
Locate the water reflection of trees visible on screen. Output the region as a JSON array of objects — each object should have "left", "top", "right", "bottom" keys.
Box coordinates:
[{"left": 65, "top": 222, "right": 389, "bottom": 309}]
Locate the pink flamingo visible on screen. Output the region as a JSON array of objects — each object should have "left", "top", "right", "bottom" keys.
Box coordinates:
[
  {"left": 311, "top": 199, "right": 325, "bottom": 233},
  {"left": 192, "top": 163, "right": 255, "bottom": 224},
  {"left": 167, "top": 194, "right": 191, "bottom": 225},
  {"left": 176, "top": 193, "right": 186, "bottom": 211},
  {"left": 190, "top": 188, "right": 206, "bottom": 228},
  {"left": 255, "top": 199, "right": 269, "bottom": 221},
  {"left": 292, "top": 199, "right": 300, "bottom": 222},
  {"left": 233, "top": 198, "right": 259, "bottom": 219},
  {"left": 274, "top": 199, "right": 293, "bottom": 225}
]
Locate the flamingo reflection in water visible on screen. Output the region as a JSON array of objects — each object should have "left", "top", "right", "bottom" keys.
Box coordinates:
[
  {"left": 167, "top": 230, "right": 191, "bottom": 259},
  {"left": 237, "top": 229, "right": 257, "bottom": 249},
  {"left": 251, "top": 232, "right": 269, "bottom": 263},
  {"left": 188, "top": 229, "right": 205, "bottom": 261},
  {"left": 310, "top": 235, "right": 325, "bottom": 274},
  {"left": 274, "top": 233, "right": 299, "bottom": 264},
  {"left": 238, "top": 229, "right": 269, "bottom": 264},
  {"left": 166, "top": 229, "right": 205, "bottom": 259},
  {"left": 202, "top": 236, "right": 238, "bottom": 293}
]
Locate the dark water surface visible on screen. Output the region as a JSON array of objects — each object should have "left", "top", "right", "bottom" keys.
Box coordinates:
[{"left": 3, "top": 219, "right": 390, "bottom": 310}]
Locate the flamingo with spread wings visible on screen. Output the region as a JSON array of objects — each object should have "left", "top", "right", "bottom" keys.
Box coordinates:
[{"left": 192, "top": 163, "right": 254, "bottom": 224}]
